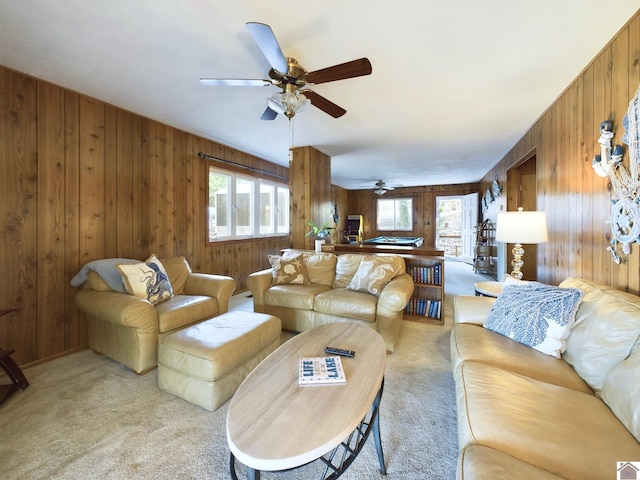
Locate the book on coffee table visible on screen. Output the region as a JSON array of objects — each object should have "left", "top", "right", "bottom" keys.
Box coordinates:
[{"left": 298, "top": 356, "right": 347, "bottom": 385}]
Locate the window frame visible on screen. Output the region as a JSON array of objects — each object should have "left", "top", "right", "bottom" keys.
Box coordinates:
[
  {"left": 376, "top": 197, "right": 414, "bottom": 231},
  {"left": 208, "top": 166, "right": 290, "bottom": 242}
]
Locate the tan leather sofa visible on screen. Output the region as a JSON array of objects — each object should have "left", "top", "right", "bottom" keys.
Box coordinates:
[
  {"left": 74, "top": 256, "right": 236, "bottom": 374},
  {"left": 247, "top": 252, "right": 414, "bottom": 352},
  {"left": 451, "top": 277, "right": 640, "bottom": 479}
]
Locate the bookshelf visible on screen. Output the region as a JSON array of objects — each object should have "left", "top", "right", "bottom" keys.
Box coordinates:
[
  {"left": 474, "top": 220, "right": 497, "bottom": 279},
  {"left": 403, "top": 255, "right": 445, "bottom": 325}
]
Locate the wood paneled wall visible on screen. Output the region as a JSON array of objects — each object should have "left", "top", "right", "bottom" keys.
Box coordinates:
[
  {"left": 1, "top": 67, "right": 290, "bottom": 368},
  {"left": 289, "top": 146, "right": 332, "bottom": 250},
  {"left": 480, "top": 10, "right": 640, "bottom": 293},
  {"left": 346, "top": 184, "right": 478, "bottom": 245}
]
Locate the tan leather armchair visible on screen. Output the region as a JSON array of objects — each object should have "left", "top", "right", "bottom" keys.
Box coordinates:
[{"left": 74, "top": 257, "right": 235, "bottom": 374}]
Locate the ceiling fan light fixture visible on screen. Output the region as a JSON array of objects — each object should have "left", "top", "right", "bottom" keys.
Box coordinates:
[
  {"left": 374, "top": 188, "right": 387, "bottom": 195},
  {"left": 268, "top": 91, "right": 311, "bottom": 119}
]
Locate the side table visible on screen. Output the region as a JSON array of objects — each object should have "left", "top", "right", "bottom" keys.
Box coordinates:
[
  {"left": 474, "top": 281, "right": 504, "bottom": 298},
  {"left": 0, "top": 309, "right": 29, "bottom": 405}
]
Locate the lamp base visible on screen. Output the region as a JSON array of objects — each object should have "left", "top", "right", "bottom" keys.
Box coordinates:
[{"left": 509, "top": 243, "right": 525, "bottom": 280}]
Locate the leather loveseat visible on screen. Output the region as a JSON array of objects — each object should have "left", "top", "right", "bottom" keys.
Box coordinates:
[
  {"left": 74, "top": 256, "right": 236, "bottom": 374},
  {"left": 451, "top": 277, "right": 640, "bottom": 479},
  {"left": 247, "top": 252, "right": 414, "bottom": 352}
]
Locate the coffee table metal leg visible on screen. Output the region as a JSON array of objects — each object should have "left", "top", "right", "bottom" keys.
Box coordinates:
[
  {"left": 372, "top": 386, "right": 386, "bottom": 475},
  {"left": 229, "top": 454, "right": 261, "bottom": 480}
]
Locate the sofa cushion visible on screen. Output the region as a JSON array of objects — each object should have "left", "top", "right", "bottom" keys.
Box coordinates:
[
  {"left": 560, "top": 277, "right": 640, "bottom": 391},
  {"left": 314, "top": 288, "right": 377, "bottom": 322},
  {"left": 264, "top": 284, "right": 331, "bottom": 310},
  {"left": 458, "top": 445, "right": 565, "bottom": 480},
  {"left": 455, "top": 361, "right": 640, "bottom": 479},
  {"left": 298, "top": 252, "right": 337, "bottom": 287},
  {"left": 599, "top": 345, "right": 640, "bottom": 443},
  {"left": 483, "top": 283, "right": 583, "bottom": 358},
  {"left": 117, "top": 254, "right": 174, "bottom": 305},
  {"left": 450, "top": 324, "right": 592, "bottom": 393},
  {"left": 155, "top": 294, "right": 218, "bottom": 333},
  {"left": 269, "top": 254, "right": 310, "bottom": 285},
  {"left": 160, "top": 256, "right": 191, "bottom": 295},
  {"left": 347, "top": 255, "right": 403, "bottom": 296},
  {"left": 333, "top": 254, "right": 364, "bottom": 288}
]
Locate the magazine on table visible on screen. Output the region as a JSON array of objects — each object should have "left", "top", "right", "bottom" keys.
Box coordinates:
[{"left": 298, "top": 356, "right": 347, "bottom": 385}]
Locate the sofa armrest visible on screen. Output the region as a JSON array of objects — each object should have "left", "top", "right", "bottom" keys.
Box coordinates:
[
  {"left": 75, "top": 289, "right": 157, "bottom": 330},
  {"left": 184, "top": 273, "right": 236, "bottom": 314},
  {"left": 453, "top": 295, "right": 496, "bottom": 325},
  {"left": 376, "top": 273, "right": 414, "bottom": 351},
  {"left": 246, "top": 269, "right": 273, "bottom": 307},
  {"left": 378, "top": 273, "right": 414, "bottom": 314}
]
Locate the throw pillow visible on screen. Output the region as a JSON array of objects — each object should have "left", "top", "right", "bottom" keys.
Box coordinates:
[
  {"left": 269, "top": 254, "right": 310, "bottom": 285},
  {"left": 117, "top": 254, "right": 174, "bottom": 305},
  {"left": 346, "top": 256, "right": 401, "bottom": 296},
  {"left": 483, "top": 283, "right": 584, "bottom": 358}
]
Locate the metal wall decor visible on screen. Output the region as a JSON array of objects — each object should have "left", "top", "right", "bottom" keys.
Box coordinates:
[{"left": 592, "top": 83, "right": 640, "bottom": 264}]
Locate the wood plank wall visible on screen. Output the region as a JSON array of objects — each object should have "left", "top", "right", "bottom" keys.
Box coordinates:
[
  {"left": 289, "top": 146, "right": 332, "bottom": 250},
  {"left": 0, "top": 67, "right": 290, "bottom": 368},
  {"left": 479, "top": 11, "right": 640, "bottom": 293}
]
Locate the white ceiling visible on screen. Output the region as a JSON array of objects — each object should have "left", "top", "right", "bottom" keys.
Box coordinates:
[{"left": 1, "top": 1, "right": 638, "bottom": 190}]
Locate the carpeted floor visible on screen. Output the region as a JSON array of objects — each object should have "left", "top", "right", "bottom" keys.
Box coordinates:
[{"left": 0, "top": 259, "right": 491, "bottom": 480}]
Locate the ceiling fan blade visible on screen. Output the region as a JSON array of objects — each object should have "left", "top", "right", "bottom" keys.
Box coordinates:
[
  {"left": 303, "top": 91, "right": 346, "bottom": 118},
  {"left": 260, "top": 106, "right": 278, "bottom": 121},
  {"left": 245, "top": 22, "right": 289, "bottom": 74},
  {"left": 306, "top": 58, "right": 372, "bottom": 85},
  {"left": 200, "top": 78, "right": 272, "bottom": 87}
]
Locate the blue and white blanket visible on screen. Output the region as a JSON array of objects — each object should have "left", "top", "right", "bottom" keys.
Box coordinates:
[{"left": 70, "top": 258, "right": 140, "bottom": 293}]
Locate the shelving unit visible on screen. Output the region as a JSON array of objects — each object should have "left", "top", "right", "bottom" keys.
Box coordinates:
[
  {"left": 403, "top": 255, "right": 445, "bottom": 326},
  {"left": 474, "top": 220, "right": 496, "bottom": 279}
]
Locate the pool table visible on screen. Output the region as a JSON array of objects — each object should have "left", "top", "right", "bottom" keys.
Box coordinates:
[{"left": 363, "top": 236, "right": 424, "bottom": 247}]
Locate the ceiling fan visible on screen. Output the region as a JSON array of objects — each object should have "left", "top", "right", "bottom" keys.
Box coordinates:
[
  {"left": 373, "top": 180, "right": 395, "bottom": 195},
  {"left": 199, "top": 22, "right": 372, "bottom": 120}
]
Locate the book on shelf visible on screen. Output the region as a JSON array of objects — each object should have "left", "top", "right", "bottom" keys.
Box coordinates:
[
  {"left": 405, "top": 297, "right": 441, "bottom": 318},
  {"left": 407, "top": 264, "right": 441, "bottom": 285},
  {"left": 298, "top": 356, "right": 347, "bottom": 386}
]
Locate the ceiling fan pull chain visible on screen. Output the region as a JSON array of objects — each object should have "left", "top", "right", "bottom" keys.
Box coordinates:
[{"left": 290, "top": 117, "right": 295, "bottom": 149}]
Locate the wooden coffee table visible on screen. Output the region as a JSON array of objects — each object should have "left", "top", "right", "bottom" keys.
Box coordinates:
[{"left": 227, "top": 322, "right": 387, "bottom": 480}]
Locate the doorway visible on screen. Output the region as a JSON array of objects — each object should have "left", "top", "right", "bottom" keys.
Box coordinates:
[
  {"left": 505, "top": 153, "right": 538, "bottom": 280},
  {"left": 436, "top": 196, "right": 462, "bottom": 257},
  {"left": 435, "top": 194, "right": 478, "bottom": 262}
]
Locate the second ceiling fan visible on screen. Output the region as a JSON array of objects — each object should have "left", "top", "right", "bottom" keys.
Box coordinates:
[{"left": 200, "top": 22, "right": 372, "bottom": 120}]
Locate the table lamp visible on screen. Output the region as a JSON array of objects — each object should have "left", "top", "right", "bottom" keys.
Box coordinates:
[{"left": 495, "top": 208, "right": 548, "bottom": 280}]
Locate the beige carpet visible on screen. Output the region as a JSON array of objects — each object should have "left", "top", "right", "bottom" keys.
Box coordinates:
[{"left": 0, "top": 260, "right": 491, "bottom": 479}]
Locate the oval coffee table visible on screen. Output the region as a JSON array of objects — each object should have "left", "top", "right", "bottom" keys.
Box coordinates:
[{"left": 227, "top": 322, "right": 387, "bottom": 479}]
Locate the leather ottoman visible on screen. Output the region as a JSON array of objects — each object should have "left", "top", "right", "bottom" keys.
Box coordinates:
[{"left": 158, "top": 311, "right": 281, "bottom": 411}]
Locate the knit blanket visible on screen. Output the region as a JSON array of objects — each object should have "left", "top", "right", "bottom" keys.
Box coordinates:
[{"left": 70, "top": 258, "right": 140, "bottom": 293}]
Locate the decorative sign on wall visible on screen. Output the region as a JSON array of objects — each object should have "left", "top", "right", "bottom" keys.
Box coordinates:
[{"left": 592, "top": 83, "right": 640, "bottom": 264}]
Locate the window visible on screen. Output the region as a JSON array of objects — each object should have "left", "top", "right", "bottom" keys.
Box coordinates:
[
  {"left": 208, "top": 167, "right": 289, "bottom": 241},
  {"left": 376, "top": 198, "right": 413, "bottom": 231}
]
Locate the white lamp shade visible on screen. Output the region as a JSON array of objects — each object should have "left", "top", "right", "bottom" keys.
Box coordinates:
[{"left": 496, "top": 210, "right": 548, "bottom": 244}]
